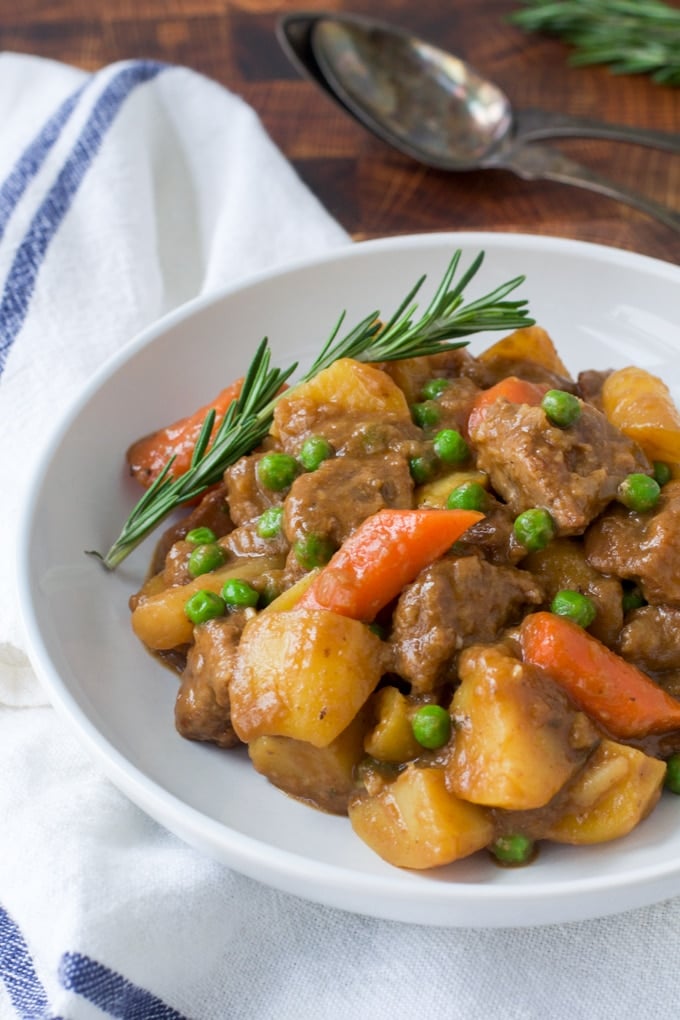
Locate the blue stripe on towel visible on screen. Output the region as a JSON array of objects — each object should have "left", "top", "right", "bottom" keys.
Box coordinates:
[
  {"left": 0, "top": 905, "right": 54, "bottom": 1019},
  {"left": 60, "top": 952, "right": 190, "bottom": 1020},
  {"left": 0, "top": 59, "right": 167, "bottom": 376},
  {"left": 0, "top": 80, "right": 87, "bottom": 244}
]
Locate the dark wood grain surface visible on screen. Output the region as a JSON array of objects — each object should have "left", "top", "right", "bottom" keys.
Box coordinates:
[{"left": 2, "top": 0, "right": 679, "bottom": 262}]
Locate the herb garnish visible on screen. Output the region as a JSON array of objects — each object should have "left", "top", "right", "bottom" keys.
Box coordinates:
[
  {"left": 511, "top": 0, "right": 680, "bottom": 85},
  {"left": 94, "top": 250, "right": 533, "bottom": 568}
]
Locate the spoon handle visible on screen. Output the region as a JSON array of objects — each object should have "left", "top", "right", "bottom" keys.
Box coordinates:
[
  {"left": 514, "top": 109, "right": 680, "bottom": 154},
  {"left": 499, "top": 143, "right": 680, "bottom": 235}
]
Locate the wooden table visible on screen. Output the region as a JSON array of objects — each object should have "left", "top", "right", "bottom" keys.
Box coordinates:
[{"left": 3, "top": 0, "right": 679, "bottom": 262}]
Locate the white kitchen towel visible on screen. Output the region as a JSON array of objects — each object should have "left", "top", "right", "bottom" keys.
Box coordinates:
[{"left": 2, "top": 51, "right": 680, "bottom": 1020}]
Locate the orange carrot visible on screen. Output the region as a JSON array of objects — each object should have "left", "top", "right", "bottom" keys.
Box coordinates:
[
  {"left": 126, "top": 379, "right": 244, "bottom": 488},
  {"left": 467, "top": 376, "right": 548, "bottom": 434},
  {"left": 520, "top": 611, "right": 680, "bottom": 738},
  {"left": 297, "top": 508, "right": 483, "bottom": 622}
]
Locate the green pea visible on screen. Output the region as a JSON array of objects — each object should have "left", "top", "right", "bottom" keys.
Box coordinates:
[
  {"left": 433, "top": 428, "right": 469, "bottom": 464},
  {"left": 421, "top": 377, "right": 450, "bottom": 400},
  {"left": 541, "top": 389, "right": 582, "bottom": 428},
  {"left": 446, "top": 481, "right": 487, "bottom": 512},
  {"left": 221, "top": 577, "right": 259, "bottom": 609},
  {"left": 185, "top": 526, "right": 217, "bottom": 545},
  {"left": 188, "top": 543, "right": 227, "bottom": 578},
  {"left": 294, "top": 534, "right": 336, "bottom": 571},
  {"left": 550, "top": 589, "right": 597, "bottom": 628},
  {"left": 411, "top": 705, "right": 452, "bottom": 750},
  {"left": 621, "top": 583, "right": 646, "bottom": 613},
  {"left": 409, "top": 452, "right": 438, "bottom": 485},
  {"left": 299, "top": 435, "right": 334, "bottom": 471},
  {"left": 257, "top": 505, "right": 284, "bottom": 538},
  {"left": 513, "top": 508, "right": 555, "bottom": 553},
  {"left": 653, "top": 461, "right": 672, "bottom": 487},
  {"left": 411, "top": 400, "right": 441, "bottom": 429},
  {"left": 257, "top": 452, "right": 299, "bottom": 491},
  {"left": 490, "top": 833, "right": 535, "bottom": 866},
  {"left": 184, "top": 589, "right": 226, "bottom": 625},
  {"left": 665, "top": 754, "right": 680, "bottom": 794},
  {"left": 617, "top": 473, "right": 661, "bottom": 513}
]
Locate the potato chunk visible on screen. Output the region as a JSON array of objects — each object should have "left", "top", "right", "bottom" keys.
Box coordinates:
[
  {"left": 363, "top": 687, "right": 422, "bottom": 764},
  {"left": 272, "top": 357, "right": 410, "bottom": 440},
  {"left": 447, "top": 643, "right": 597, "bottom": 810},
  {"left": 349, "top": 764, "right": 493, "bottom": 869},
  {"left": 545, "top": 740, "right": 665, "bottom": 844},
  {"left": 478, "top": 325, "right": 571, "bottom": 378},
  {"left": 248, "top": 710, "right": 369, "bottom": 815},
  {"left": 602, "top": 365, "right": 680, "bottom": 463},
  {"left": 230, "top": 608, "right": 384, "bottom": 747},
  {"left": 131, "top": 556, "right": 282, "bottom": 650}
]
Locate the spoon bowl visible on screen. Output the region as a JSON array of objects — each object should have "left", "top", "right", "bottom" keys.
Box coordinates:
[{"left": 311, "top": 17, "right": 513, "bottom": 169}]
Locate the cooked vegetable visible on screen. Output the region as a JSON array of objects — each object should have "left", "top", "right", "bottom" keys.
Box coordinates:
[
  {"left": 411, "top": 400, "right": 441, "bottom": 429},
  {"left": 293, "top": 534, "right": 337, "bottom": 571},
  {"left": 489, "top": 834, "right": 535, "bottom": 866},
  {"left": 131, "top": 557, "right": 282, "bottom": 649},
  {"left": 477, "top": 324, "right": 571, "bottom": 377},
  {"left": 446, "top": 481, "right": 487, "bottom": 512},
  {"left": 513, "top": 507, "right": 555, "bottom": 552},
  {"left": 520, "top": 612, "right": 680, "bottom": 738},
  {"left": 433, "top": 428, "right": 469, "bottom": 464},
  {"left": 126, "top": 378, "right": 243, "bottom": 489},
  {"left": 256, "top": 505, "right": 284, "bottom": 538},
  {"left": 545, "top": 740, "right": 666, "bottom": 845},
  {"left": 550, "top": 590, "right": 597, "bottom": 628},
  {"left": 408, "top": 451, "right": 438, "bottom": 485},
  {"left": 348, "top": 764, "right": 494, "bottom": 869},
  {"left": 601, "top": 365, "right": 680, "bottom": 462},
  {"left": 248, "top": 709, "right": 369, "bottom": 814},
  {"left": 230, "top": 608, "right": 383, "bottom": 747},
  {"left": 410, "top": 704, "right": 452, "bottom": 750},
  {"left": 188, "top": 543, "right": 227, "bottom": 578},
  {"left": 221, "top": 578, "right": 259, "bottom": 609},
  {"left": 617, "top": 472, "right": 661, "bottom": 512},
  {"left": 665, "top": 754, "right": 680, "bottom": 794},
  {"left": 421, "top": 377, "right": 450, "bottom": 400},
  {"left": 541, "top": 389, "right": 581, "bottom": 428},
  {"left": 186, "top": 526, "right": 218, "bottom": 545},
  {"left": 416, "top": 469, "right": 488, "bottom": 509},
  {"left": 184, "top": 589, "right": 226, "bottom": 625},
  {"left": 653, "top": 461, "right": 673, "bottom": 487},
  {"left": 299, "top": 435, "right": 334, "bottom": 471},
  {"left": 363, "top": 687, "right": 421, "bottom": 763},
  {"left": 297, "top": 508, "right": 483, "bottom": 622},
  {"left": 447, "top": 643, "right": 595, "bottom": 810},
  {"left": 98, "top": 251, "right": 533, "bottom": 567},
  {"left": 257, "top": 452, "right": 299, "bottom": 491}
]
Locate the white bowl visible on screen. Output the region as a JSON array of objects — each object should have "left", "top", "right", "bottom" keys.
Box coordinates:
[{"left": 18, "top": 232, "right": 680, "bottom": 927}]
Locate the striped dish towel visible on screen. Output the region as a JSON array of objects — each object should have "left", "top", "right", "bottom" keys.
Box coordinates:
[{"left": 0, "top": 52, "right": 348, "bottom": 1019}]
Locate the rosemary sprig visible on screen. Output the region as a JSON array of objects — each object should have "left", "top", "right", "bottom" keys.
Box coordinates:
[
  {"left": 511, "top": 0, "right": 680, "bottom": 85},
  {"left": 94, "top": 250, "right": 533, "bottom": 569}
]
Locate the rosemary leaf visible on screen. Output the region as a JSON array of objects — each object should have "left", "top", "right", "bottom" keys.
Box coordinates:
[
  {"left": 95, "top": 250, "right": 533, "bottom": 569},
  {"left": 511, "top": 0, "right": 680, "bottom": 85}
]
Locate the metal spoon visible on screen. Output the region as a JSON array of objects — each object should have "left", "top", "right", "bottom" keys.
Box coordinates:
[{"left": 278, "top": 12, "right": 680, "bottom": 234}]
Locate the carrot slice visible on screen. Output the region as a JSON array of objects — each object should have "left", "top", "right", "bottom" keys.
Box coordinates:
[
  {"left": 297, "top": 508, "right": 483, "bottom": 622},
  {"left": 126, "top": 379, "right": 243, "bottom": 488},
  {"left": 467, "top": 376, "right": 548, "bottom": 433},
  {"left": 520, "top": 611, "right": 680, "bottom": 738}
]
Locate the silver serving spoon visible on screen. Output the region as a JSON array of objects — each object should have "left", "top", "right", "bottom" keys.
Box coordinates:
[{"left": 278, "top": 12, "right": 680, "bottom": 234}]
